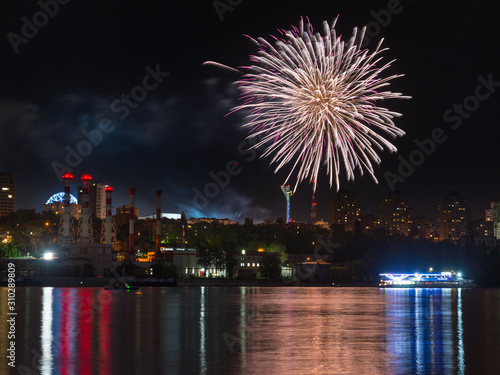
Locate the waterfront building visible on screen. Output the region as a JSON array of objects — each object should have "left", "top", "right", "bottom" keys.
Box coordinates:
[
  {"left": 328, "top": 189, "right": 361, "bottom": 232},
  {"left": 413, "top": 216, "right": 437, "bottom": 240},
  {"left": 233, "top": 249, "right": 281, "bottom": 278},
  {"left": 485, "top": 202, "right": 500, "bottom": 239},
  {"left": 379, "top": 190, "right": 412, "bottom": 236},
  {"left": 437, "top": 191, "right": 470, "bottom": 241},
  {"left": 0, "top": 172, "right": 15, "bottom": 217}
]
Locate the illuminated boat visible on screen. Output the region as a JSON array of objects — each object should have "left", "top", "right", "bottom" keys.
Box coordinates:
[{"left": 379, "top": 272, "right": 475, "bottom": 288}]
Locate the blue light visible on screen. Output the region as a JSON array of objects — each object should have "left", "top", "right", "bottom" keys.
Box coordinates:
[{"left": 46, "top": 192, "right": 78, "bottom": 205}]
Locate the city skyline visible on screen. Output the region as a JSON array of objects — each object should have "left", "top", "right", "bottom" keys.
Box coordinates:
[
  {"left": 3, "top": 169, "right": 500, "bottom": 224},
  {"left": 1, "top": 1, "right": 499, "bottom": 222}
]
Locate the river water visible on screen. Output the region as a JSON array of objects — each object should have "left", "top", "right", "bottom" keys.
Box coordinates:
[{"left": 1, "top": 286, "right": 499, "bottom": 374}]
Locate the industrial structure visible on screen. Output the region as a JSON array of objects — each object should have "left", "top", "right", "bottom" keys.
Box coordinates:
[
  {"left": 100, "top": 186, "right": 116, "bottom": 244},
  {"left": 155, "top": 190, "right": 162, "bottom": 259},
  {"left": 78, "top": 174, "right": 93, "bottom": 243},
  {"left": 58, "top": 173, "right": 76, "bottom": 244},
  {"left": 55, "top": 173, "right": 113, "bottom": 275},
  {"left": 281, "top": 185, "right": 292, "bottom": 223},
  {"left": 310, "top": 182, "right": 317, "bottom": 224},
  {"left": 128, "top": 188, "right": 136, "bottom": 261},
  {"left": 77, "top": 181, "right": 107, "bottom": 219}
]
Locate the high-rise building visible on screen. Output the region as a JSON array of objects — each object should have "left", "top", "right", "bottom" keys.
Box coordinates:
[
  {"left": 485, "top": 202, "right": 500, "bottom": 239},
  {"left": 115, "top": 205, "right": 139, "bottom": 227},
  {"left": 77, "top": 181, "right": 106, "bottom": 219},
  {"left": 360, "top": 214, "right": 378, "bottom": 233},
  {"left": 471, "top": 219, "right": 494, "bottom": 238},
  {"left": 412, "top": 216, "right": 436, "bottom": 240},
  {"left": 0, "top": 172, "right": 15, "bottom": 217},
  {"left": 328, "top": 189, "right": 361, "bottom": 232},
  {"left": 379, "top": 190, "right": 412, "bottom": 236},
  {"left": 436, "top": 191, "right": 470, "bottom": 241}
]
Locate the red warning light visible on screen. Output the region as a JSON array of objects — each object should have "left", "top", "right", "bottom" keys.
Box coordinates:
[
  {"left": 81, "top": 174, "right": 92, "bottom": 181},
  {"left": 62, "top": 173, "right": 73, "bottom": 180}
]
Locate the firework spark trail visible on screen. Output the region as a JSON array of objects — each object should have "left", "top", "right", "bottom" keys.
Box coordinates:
[{"left": 230, "top": 17, "right": 410, "bottom": 192}]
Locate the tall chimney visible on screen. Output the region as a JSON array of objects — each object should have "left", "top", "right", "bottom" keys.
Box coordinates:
[
  {"left": 310, "top": 181, "right": 317, "bottom": 224},
  {"left": 155, "top": 190, "right": 162, "bottom": 258},
  {"left": 80, "top": 174, "right": 93, "bottom": 243},
  {"left": 129, "top": 188, "right": 136, "bottom": 260},
  {"left": 59, "top": 173, "right": 74, "bottom": 244},
  {"left": 105, "top": 186, "right": 114, "bottom": 244}
]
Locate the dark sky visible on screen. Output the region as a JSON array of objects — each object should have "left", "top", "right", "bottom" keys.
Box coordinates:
[{"left": 1, "top": 0, "right": 499, "bottom": 222}]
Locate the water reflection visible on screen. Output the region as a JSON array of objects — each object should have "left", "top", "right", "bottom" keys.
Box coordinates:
[
  {"left": 382, "top": 288, "right": 465, "bottom": 375},
  {"left": 37, "top": 288, "right": 115, "bottom": 374},
  {"left": 199, "top": 286, "right": 206, "bottom": 375},
  {"left": 40, "top": 287, "right": 53, "bottom": 373},
  {"left": 3, "top": 286, "right": 500, "bottom": 374}
]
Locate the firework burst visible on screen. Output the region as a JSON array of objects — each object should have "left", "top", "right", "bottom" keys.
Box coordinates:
[{"left": 232, "top": 17, "right": 410, "bottom": 192}]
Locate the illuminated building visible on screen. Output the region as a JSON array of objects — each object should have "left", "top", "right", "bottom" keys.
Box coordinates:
[
  {"left": 328, "top": 189, "right": 361, "bottom": 232},
  {"left": 115, "top": 205, "right": 139, "bottom": 227},
  {"left": 234, "top": 249, "right": 281, "bottom": 278},
  {"left": 413, "top": 216, "right": 436, "bottom": 240},
  {"left": 485, "top": 202, "right": 500, "bottom": 239},
  {"left": 0, "top": 172, "right": 15, "bottom": 216},
  {"left": 360, "top": 214, "right": 378, "bottom": 232},
  {"left": 471, "top": 219, "right": 494, "bottom": 237},
  {"left": 78, "top": 181, "right": 107, "bottom": 219},
  {"left": 140, "top": 213, "right": 181, "bottom": 220},
  {"left": 437, "top": 191, "right": 470, "bottom": 241},
  {"left": 379, "top": 190, "right": 412, "bottom": 236},
  {"left": 186, "top": 217, "right": 235, "bottom": 225}
]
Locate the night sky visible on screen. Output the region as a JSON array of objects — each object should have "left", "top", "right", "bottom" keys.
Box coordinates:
[{"left": 1, "top": 1, "right": 499, "bottom": 222}]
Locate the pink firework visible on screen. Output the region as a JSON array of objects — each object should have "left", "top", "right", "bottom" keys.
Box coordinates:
[{"left": 233, "top": 17, "right": 410, "bottom": 192}]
